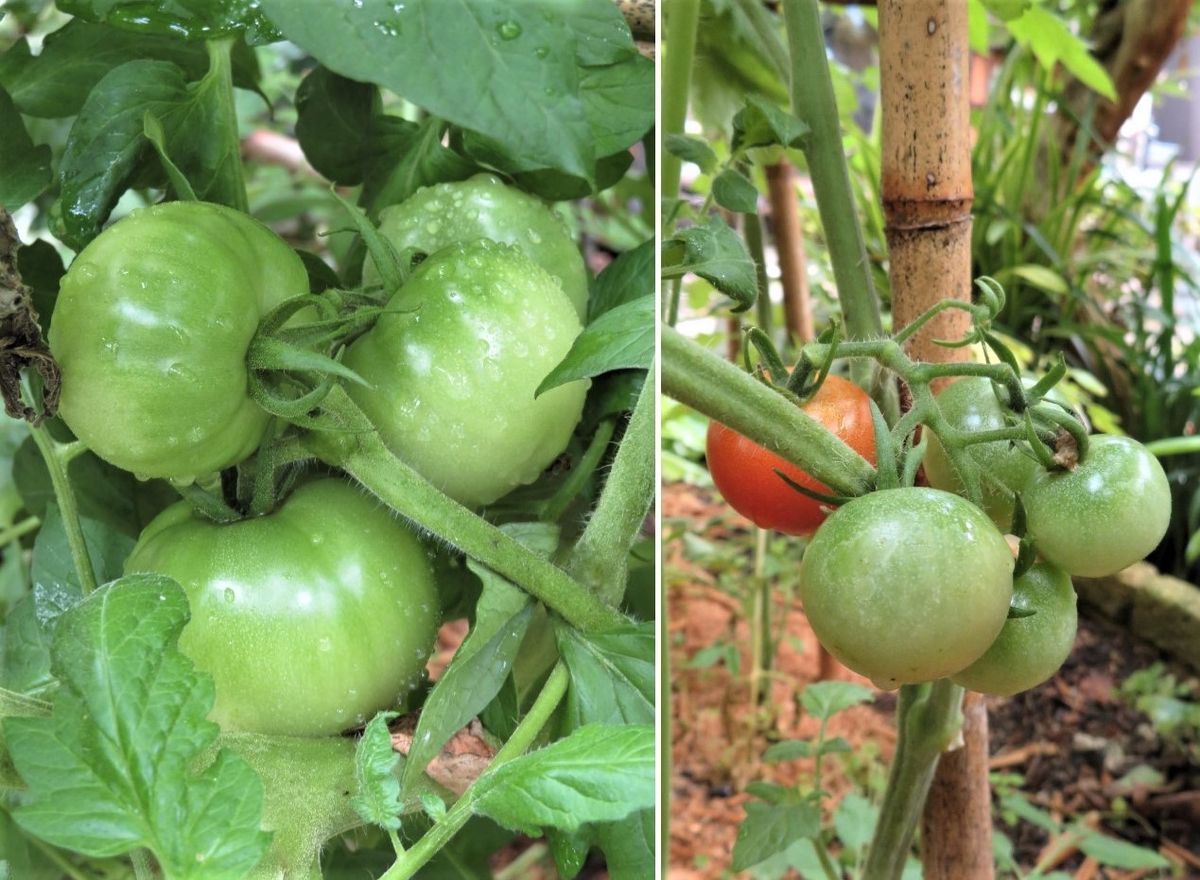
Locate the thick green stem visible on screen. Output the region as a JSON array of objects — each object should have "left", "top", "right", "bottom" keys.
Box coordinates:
[
  {"left": 863, "top": 681, "right": 964, "bottom": 879},
  {"left": 744, "top": 211, "right": 774, "bottom": 340},
  {"left": 305, "top": 387, "right": 623, "bottom": 633},
  {"left": 130, "top": 850, "right": 154, "bottom": 880},
  {"left": 22, "top": 386, "right": 96, "bottom": 595},
  {"left": 662, "top": 327, "right": 875, "bottom": 496},
  {"left": 379, "top": 664, "right": 570, "bottom": 880},
  {"left": 568, "top": 370, "right": 655, "bottom": 605},
  {"left": 662, "top": 0, "right": 701, "bottom": 207},
  {"left": 781, "top": 0, "right": 882, "bottom": 342}
]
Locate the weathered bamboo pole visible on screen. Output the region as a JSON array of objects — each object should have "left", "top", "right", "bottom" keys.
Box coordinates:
[
  {"left": 765, "top": 159, "right": 815, "bottom": 346},
  {"left": 878, "top": 3, "right": 993, "bottom": 877}
]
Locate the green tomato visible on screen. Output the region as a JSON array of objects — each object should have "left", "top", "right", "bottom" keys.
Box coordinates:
[
  {"left": 345, "top": 239, "right": 588, "bottom": 508},
  {"left": 125, "top": 479, "right": 440, "bottom": 737},
  {"left": 800, "top": 487, "right": 1014, "bottom": 689},
  {"left": 952, "top": 563, "right": 1077, "bottom": 696},
  {"left": 363, "top": 173, "right": 589, "bottom": 319},
  {"left": 49, "top": 201, "right": 307, "bottom": 481},
  {"left": 1024, "top": 435, "right": 1170, "bottom": 577},
  {"left": 923, "top": 377, "right": 1041, "bottom": 531}
]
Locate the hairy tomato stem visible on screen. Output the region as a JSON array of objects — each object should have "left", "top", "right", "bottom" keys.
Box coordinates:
[
  {"left": 305, "top": 387, "right": 624, "bottom": 633},
  {"left": 568, "top": 369, "right": 655, "bottom": 605},
  {"left": 863, "top": 680, "right": 964, "bottom": 879}
]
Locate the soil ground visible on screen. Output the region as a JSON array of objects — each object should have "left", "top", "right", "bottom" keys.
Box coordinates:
[{"left": 664, "top": 482, "right": 1200, "bottom": 879}]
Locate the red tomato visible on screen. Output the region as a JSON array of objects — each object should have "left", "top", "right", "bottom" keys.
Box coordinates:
[{"left": 705, "top": 375, "right": 877, "bottom": 535}]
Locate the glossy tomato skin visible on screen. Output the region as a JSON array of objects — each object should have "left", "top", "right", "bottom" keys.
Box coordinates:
[
  {"left": 800, "top": 487, "right": 1014, "bottom": 688},
  {"left": 923, "top": 377, "right": 1041, "bottom": 531},
  {"left": 364, "top": 174, "right": 588, "bottom": 319},
  {"left": 49, "top": 201, "right": 308, "bottom": 481},
  {"left": 124, "top": 479, "right": 440, "bottom": 737},
  {"left": 705, "top": 375, "right": 876, "bottom": 535},
  {"left": 1024, "top": 435, "right": 1170, "bottom": 578},
  {"left": 345, "top": 239, "right": 588, "bottom": 508},
  {"left": 952, "top": 563, "right": 1077, "bottom": 696}
]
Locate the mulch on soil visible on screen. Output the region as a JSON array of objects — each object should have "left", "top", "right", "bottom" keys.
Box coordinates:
[{"left": 665, "top": 481, "right": 1200, "bottom": 879}]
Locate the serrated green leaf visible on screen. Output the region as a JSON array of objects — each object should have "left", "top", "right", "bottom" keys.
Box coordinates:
[
  {"left": 556, "top": 621, "right": 654, "bottom": 728},
  {"left": 762, "top": 740, "right": 813, "bottom": 762},
  {"left": 351, "top": 712, "right": 402, "bottom": 830},
  {"left": 5, "top": 576, "right": 270, "bottom": 877},
  {"left": 732, "top": 800, "right": 820, "bottom": 871},
  {"left": 1006, "top": 8, "right": 1115, "bottom": 101},
  {"left": 474, "top": 724, "right": 653, "bottom": 833},
  {"left": 800, "top": 681, "right": 874, "bottom": 721},
  {"left": 732, "top": 94, "right": 809, "bottom": 153}
]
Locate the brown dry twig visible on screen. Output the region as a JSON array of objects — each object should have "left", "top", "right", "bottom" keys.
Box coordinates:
[{"left": 0, "top": 209, "right": 59, "bottom": 423}]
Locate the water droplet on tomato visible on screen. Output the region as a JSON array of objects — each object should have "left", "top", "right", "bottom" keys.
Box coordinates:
[
  {"left": 319, "top": 637, "right": 332, "bottom": 652},
  {"left": 223, "top": 587, "right": 235, "bottom": 604}
]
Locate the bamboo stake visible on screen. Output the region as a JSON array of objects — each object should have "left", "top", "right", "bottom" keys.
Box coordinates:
[
  {"left": 765, "top": 159, "right": 814, "bottom": 346},
  {"left": 878, "top": 3, "right": 991, "bottom": 877}
]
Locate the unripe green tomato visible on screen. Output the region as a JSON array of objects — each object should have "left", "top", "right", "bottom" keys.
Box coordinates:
[
  {"left": 1024, "top": 435, "right": 1171, "bottom": 577},
  {"left": 952, "top": 563, "right": 1077, "bottom": 696},
  {"left": 363, "top": 174, "right": 589, "bottom": 319},
  {"left": 48, "top": 201, "right": 308, "bottom": 481},
  {"left": 800, "top": 487, "right": 1014, "bottom": 689},
  {"left": 345, "top": 239, "right": 588, "bottom": 508},
  {"left": 923, "top": 377, "right": 1041, "bottom": 531},
  {"left": 125, "top": 480, "right": 440, "bottom": 737}
]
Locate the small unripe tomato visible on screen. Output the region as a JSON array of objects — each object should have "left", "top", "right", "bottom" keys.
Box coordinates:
[
  {"left": 800, "top": 487, "right": 1014, "bottom": 689},
  {"left": 952, "top": 563, "right": 1077, "bottom": 696},
  {"left": 363, "top": 173, "right": 588, "bottom": 319},
  {"left": 1024, "top": 435, "right": 1170, "bottom": 577}
]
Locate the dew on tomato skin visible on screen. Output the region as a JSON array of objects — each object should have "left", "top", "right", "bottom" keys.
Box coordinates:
[{"left": 223, "top": 587, "right": 236, "bottom": 604}]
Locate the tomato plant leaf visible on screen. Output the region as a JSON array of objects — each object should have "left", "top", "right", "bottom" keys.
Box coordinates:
[
  {"left": 0, "top": 86, "right": 51, "bottom": 212},
  {"left": 0, "top": 596, "right": 54, "bottom": 696},
  {"left": 663, "top": 134, "right": 719, "bottom": 175},
  {"left": 555, "top": 621, "right": 654, "bottom": 728},
  {"left": 4, "top": 576, "right": 271, "bottom": 876},
  {"left": 564, "top": 0, "right": 638, "bottom": 67},
  {"left": 589, "top": 239, "right": 654, "bottom": 322},
  {"left": 594, "top": 809, "right": 654, "bottom": 880},
  {"left": 473, "top": 724, "right": 653, "bottom": 833},
  {"left": 800, "top": 681, "right": 875, "bottom": 721},
  {"left": 0, "top": 21, "right": 257, "bottom": 119},
  {"left": 56, "top": 0, "right": 281, "bottom": 44},
  {"left": 731, "top": 800, "right": 821, "bottom": 871},
  {"left": 732, "top": 95, "right": 809, "bottom": 154},
  {"left": 671, "top": 216, "right": 758, "bottom": 311},
  {"left": 364, "top": 116, "right": 479, "bottom": 214},
  {"left": 16, "top": 240, "right": 64, "bottom": 337},
  {"left": 30, "top": 504, "right": 132, "bottom": 631},
  {"left": 712, "top": 168, "right": 760, "bottom": 214},
  {"left": 834, "top": 791, "right": 878, "bottom": 852},
  {"left": 351, "top": 712, "right": 403, "bottom": 831},
  {"left": 259, "top": 0, "right": 594, "bottom": 181},
  {"left": 537, "top": 296, "right": 654, "bottom": 396},
  {"left": 293, "top": 67, "right": 385, "bottom": 186},
  {"left": 400, "top": 524, "right": 558, "bottom": 795},
  {"left": 547, "top": 826, "right": 590, "bottom": 879},
  {"left": 578, "top": 54, "right": 654, "bottom": 157}
]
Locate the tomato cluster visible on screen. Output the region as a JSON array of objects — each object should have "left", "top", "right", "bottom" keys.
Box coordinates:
[
  {"left": 48, "top": 179, "right": 591, "bottom": 736},
  {"left": 710, "top": 372, "right": 1170, "bottom": 697}
]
